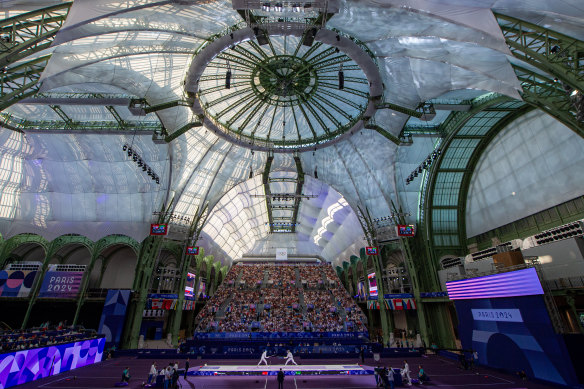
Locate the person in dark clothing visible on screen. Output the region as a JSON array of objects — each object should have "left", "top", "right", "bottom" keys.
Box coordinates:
[
  {"left": 277, "top": 368, "right": 284, "bottom": 389},
  {"left": 184, "top": 358, "right": 190, "bottom": 379},
  {"left": 360, "top": 347, "right": 365, "bottom": 363},
  {"left": 172, "top": 366, "right": 180, "bottom": 388}
]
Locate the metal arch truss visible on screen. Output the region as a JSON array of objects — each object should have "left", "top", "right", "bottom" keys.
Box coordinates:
[
  {"left": 512, "top": 64, "right": 584, "bottom": 137},
  {"left": 0, "top": 3, "right": 72, "bottom": 67},
  {"left": 0, "top": 55, "right": 50, "bottom": 112},
  {"left": 422, "top": 94, "right": 534, "bottom": 259},
  {"left": 0, "top": 3, "right": 73, "bottom": 112},
  {"left": 495, "top": 13, "right": 584, "bottom": 136},
  {"left": 495, "top": 13, "right": 584, "bottom": 92}
]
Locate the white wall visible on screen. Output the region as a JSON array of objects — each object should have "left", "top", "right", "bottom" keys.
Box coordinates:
[
  {"left": 522, "top": 237, "right": 584, "bottom": 280},
  {"left": 466, "top": 110, "right": 584, "bottom": 237}
]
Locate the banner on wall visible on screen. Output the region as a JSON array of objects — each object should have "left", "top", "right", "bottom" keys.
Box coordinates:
[
  {"left": 0, "top": 270, "right": 37, "bottom": 297},
  {"left": 0, "top": 338, "right": 105, "bottom": 389},
  {"left": 38, "top": 271, "right": 84, "bottom": 298},
  {"left": 98, "top": 289, "right": 131, "bottom": 347},
  {"left": 275, "top": 248, "right": 288, "bottom": 260},
  {"left": 146, "top": 293, "right": 178, "bottom": 310}
]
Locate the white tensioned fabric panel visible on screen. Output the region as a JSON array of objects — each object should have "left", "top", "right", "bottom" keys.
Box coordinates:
[
  {"left": 329, "top": 0, "right": 521, "bottom": 137},
  {"left": 170, "top": 134, "right": 267, "bottom": 220},
  {"left": 300, "top": 130, "right": 397, "bottom": 221},
  {"left": 466, "top": 110, "right": 584, "bottom": 237},
  {"left": 0, "top": 131, "right": 168, "bottom": 241},
  {"left": 296, "top": 176, "right": 364, "bottom": 264},
  {"left": 0, "top": 130, "right": 28, "bottom": 223},
  {"left": 395, "top": 136, "right": 441, "bottom": 225},
  {"left": 54, "top": 0, "right": 241, "bottom": 45},
  {"left": 201, "top": 175, "right": 269, "bottom": 263}
]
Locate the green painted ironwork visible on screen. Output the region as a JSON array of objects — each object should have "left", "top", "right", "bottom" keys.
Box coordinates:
[
  {"left": 0, "top": 3, "right": 72, "bottom": 67},
  {"left": 290, "top": 155, "right": 304, "bottom": 233},
  {"left": 196, "top": 33, "right": 371, "bottom": 148},
  {"left": 0, "top": 55, "right": 50, "bottom": 112},
  {"left": 495, "top": 13, "right": 584, "bottom": 92},
  {"left": 0, "top": 111, "right": 163, "bottom": 133},
  {"left": 263, "top": 154, "right": 275, "bottom": 233},
  {"left": 169, "top": 203, "right": 209, "bottom": 347},
  {"left": 512, "top": 64, "right": 584, "bottom": 137},
  {"left": 355, "top": 206, "right": 393, "bottom": 344},
  {"left": 420, "top": 94, "right": 533, "bottom": 265},
  {"left": 363, "top": 123, "right": 401, "bottom": 145},
  {"left": 376, "top": 102, "right": 423, "bottom": 118}
]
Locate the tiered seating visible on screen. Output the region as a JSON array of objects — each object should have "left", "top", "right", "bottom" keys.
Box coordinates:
[
  {"left": 194, "top": 262, "right": 367, "bottom": 334},
  {"left": 0, "top": 326, "right": 99, "bottom": 353}
]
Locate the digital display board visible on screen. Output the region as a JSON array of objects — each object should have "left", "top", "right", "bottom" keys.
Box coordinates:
[
  {"left": 397, "top": 224, "right": 415, "bottom": 237},
  {"left": 197, "top": 279, "right": 206, "bottom": 298},
  {"left": 150, "top": 223, "right": 168, "bottom": 235},
  {"left": 0, "top": 338, "right": 105, "bottom": 388},
  {"left": 365, "top": 247, "right": 378, "bottom": 255},
  {"left": 367, "top": 272, "right": 378, "bottom": 297},
  {"left": 185, "top": 272, "right": 196, "bottom": 297},
  {"left": 186, "top": 246, "right": 199, "bottom": 255},
  {"left": 446, "top": 267, "right": 544, "bottom": 300}
]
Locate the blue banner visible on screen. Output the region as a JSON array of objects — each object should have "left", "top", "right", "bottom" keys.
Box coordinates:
[
  {"left": 98, "top": 290, "right": 131, "bottom": 347},
  {"left": 194, "top": 331, "right": 369, "bottom": 340}
]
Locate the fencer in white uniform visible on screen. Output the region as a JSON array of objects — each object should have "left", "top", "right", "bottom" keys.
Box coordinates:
[
  {"left": 258, "top": 350, "right": 270, "bottom": 366},
  {"left": 402, "top": 360, "right": 412, "bottom": 385},
  {"left": 284, "top": 350, "right": 298, "bottom": 365}
]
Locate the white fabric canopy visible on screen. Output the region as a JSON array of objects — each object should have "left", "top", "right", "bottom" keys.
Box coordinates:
[{"left": 0, "top": 0, "right": 581, "bottom": 264}]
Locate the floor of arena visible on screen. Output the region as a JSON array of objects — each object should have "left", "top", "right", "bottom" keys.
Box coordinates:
[{"left": 19, "top": 355, "right": 559, "bottom": 389}]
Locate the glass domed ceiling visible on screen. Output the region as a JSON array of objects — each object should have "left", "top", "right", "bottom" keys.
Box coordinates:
[{"left": 192, "top": 32, "right": 374, "bottom": 150}]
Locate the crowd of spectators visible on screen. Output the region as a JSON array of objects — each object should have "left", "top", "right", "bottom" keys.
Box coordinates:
[
  {"left": 0, "top": 323, "right": 100, "bottom": 353},
  {"left": 298, "top": 264, "right": 323, "bottom": 289},
  {"left": 194, "top": 262, "right": 368, "bottom": 334}
]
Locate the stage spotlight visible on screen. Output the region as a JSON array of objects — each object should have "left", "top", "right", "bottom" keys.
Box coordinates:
[
  {"left": 133, "top": 154, "right": 138, "bottom": 162},
  {"left": 417, "top": 166, "right": 423, "bottom": 173},
  {"left": 414, "top": 171, "right": 418, "bottom": 177},
  {"left": 151, "top": 174, "right": 156, "bottom": 181},
  {"left": 127, "top": 148, "right": 132, "bottom": 156},
  {"left": 138, "top": 159, "right": 143, "bottom": 167},
  {"left": 123, "top": 144, "right": 127, "bottom": 151},
  {"left": 274, "top": 2, "right": 283, "bottom": 12},
  {"left": 142, "top": 164, "right": 147, "bottom": 171}
]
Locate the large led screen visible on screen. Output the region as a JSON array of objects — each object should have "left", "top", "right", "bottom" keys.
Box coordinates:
[
  {"left": 367, "top": 272, "right": 378, "bottom": 297},
  {"left": 0, "top": 338, "right": 105, "bottom": 388},
  {"left": 446, "top": 267, "right": 544, "bottom": 300},
  {"left": 185, "top": 272, "right": 196, "bottom": 297}
]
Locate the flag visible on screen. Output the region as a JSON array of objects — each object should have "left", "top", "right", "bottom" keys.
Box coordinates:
[{"left": 394, "top": 299, "right": 403, "bottom": 310}]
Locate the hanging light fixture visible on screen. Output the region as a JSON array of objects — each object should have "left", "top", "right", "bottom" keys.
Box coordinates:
[{"left": 225, "top": 61, "right": 232, "bottom": 89}]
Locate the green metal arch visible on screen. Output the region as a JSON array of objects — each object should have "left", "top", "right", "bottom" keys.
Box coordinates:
[
  {"left": 422, "top": 93, "right": 534, "bottom": 260},
  {"left": 95, "top": 234, "right": 140, "bottom": 255},
  {"left": 0, "top": 233, "right": 50, "bottom": 265},
  {"left": 50, "top": 234, "right": 94, "bottom": 253}
]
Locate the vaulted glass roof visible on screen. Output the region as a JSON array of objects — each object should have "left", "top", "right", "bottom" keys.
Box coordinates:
[{"left": 0, "top": 0, "right": 582, "bottom": 265}]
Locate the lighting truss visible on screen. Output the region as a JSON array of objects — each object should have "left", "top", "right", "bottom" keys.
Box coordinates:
[{"left": 405, "top": 148, "right": 441, "bottom": 185}]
